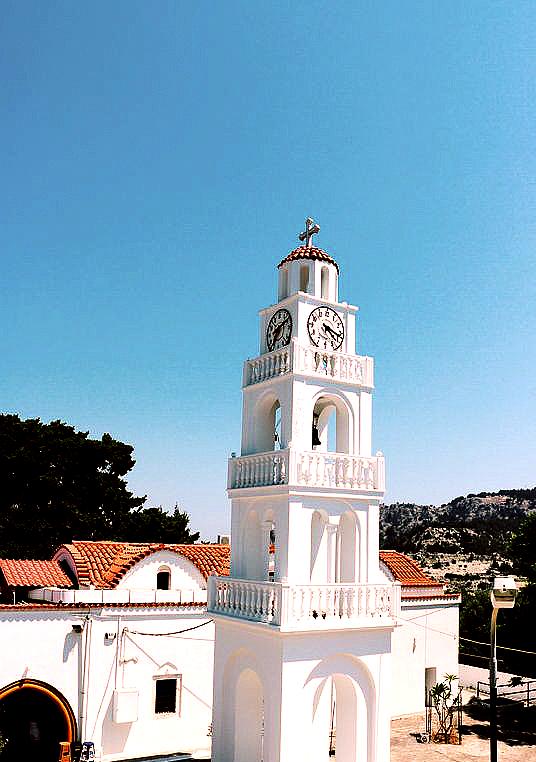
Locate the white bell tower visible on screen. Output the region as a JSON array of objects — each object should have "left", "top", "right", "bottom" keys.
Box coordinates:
[{"left": 209, "top": 219, "right": 399, "bottom": 762}]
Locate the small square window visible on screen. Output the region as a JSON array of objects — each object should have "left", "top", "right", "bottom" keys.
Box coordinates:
[{"left": 155, "top": 678, "right": 177, "bottom": 714}]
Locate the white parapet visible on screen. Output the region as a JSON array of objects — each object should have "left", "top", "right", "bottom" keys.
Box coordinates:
[
  {"left": 228, "top": 449, "right": 385, "bottom": 492},
  {"left": 243, "top": 339, "right": 374, "bottom": 388},
  {"left": 243, "top": 345, "right": 293, "bottom": 386},
  {"left": 208, "top": 577, "right": 400, "bottom": 631}
]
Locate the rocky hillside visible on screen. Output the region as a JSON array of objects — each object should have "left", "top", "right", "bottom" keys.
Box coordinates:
[{"left": 380, "top": 488, "right": 536, "bottom": 591}]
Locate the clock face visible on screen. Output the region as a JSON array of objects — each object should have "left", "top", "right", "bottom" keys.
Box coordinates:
[
  {"left": 266, "top": 309, "right": 292, "bottom": 351},
  {"left": 307, "top": 307, "right": 344, "bottom": 350}
]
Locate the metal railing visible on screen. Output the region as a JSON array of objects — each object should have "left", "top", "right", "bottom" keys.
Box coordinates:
[{"left": 476, "top": 680, "right": 536, "bottom": 708}]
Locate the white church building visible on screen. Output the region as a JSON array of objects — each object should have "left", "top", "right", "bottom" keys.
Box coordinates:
[{"left": 0, "top": 222, "right": 459, "bottom": 762}]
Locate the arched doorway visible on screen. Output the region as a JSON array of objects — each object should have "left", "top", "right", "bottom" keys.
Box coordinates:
[{"left": 0, "top": 679, "right": 76, "bottom": 761}]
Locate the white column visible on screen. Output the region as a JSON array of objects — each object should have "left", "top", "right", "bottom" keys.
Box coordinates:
[{"left": 326, "top": 523, "right": 338, "bottom": 584}]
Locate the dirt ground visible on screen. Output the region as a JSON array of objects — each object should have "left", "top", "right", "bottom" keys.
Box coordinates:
[{"left": 391, "top": 698, "right": 536, "bottom": 762}]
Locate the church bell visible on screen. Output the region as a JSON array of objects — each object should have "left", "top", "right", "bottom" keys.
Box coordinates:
[{"left": 312, "top": 415, "right": 322, "bottom": 448}]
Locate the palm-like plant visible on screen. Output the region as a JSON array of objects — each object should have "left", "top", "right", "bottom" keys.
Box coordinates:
[{"left": 430, "top": 674, "right": 459, "bottom": 743}]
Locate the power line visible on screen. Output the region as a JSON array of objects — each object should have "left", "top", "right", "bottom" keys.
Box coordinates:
[
  {"left": 127, "top": 619, "right": 213, "bottom": 637},
  {"left": 460, "top": 637, "right": 536, "bottom": 657}
]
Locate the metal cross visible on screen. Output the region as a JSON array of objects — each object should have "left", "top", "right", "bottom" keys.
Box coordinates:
[{"left": 298, "top": 217, "right": 320, "bottom": 248}]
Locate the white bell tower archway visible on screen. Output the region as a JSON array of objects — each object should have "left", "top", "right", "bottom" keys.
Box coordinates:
[{"left": 209, "top": 219, "right": 399, "bottom": 762}]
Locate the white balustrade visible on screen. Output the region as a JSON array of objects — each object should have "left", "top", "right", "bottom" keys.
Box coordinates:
[
  {"left": 208, "top": 577, "right": 400, "bottom": 630},
  {"left": 228, "top": 450, "right": 383, "bottom": 491},
  {"left": 293, "top": 342, "right": 373, "bottom": 387},
  {"left": 208, "top": 578, "right": 282, "bottom": 625},
  {"left": 244, "top": 345, "right": 292, "bottom": 385},
  {"left": 295, "top": 451, "right": 383, "bottom": 491},
  {"left": 243, "top": 341, "right": 373, "bottom": 388},
  {"left": 284, "top": 583, "right": 399, "bottom": 626},
  {"left": 228, "top": 450, "right": 289, "bottom": 489}
]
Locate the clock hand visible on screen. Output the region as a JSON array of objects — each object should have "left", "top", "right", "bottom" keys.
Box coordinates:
[
  {"left": 273, "top": 323, "right": 285, "bottom": 341},
  {"left": 322, "top": 323, "right": 342, "bottom": 340}
]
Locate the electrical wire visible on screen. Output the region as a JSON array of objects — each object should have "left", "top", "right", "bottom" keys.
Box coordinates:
[
  {"left": 127, "top": 619, "right": 213, "bottom": 637},
  {"left": 460, "top": 637, "right": 536, "bottom": 657},
  {"left": 394, "top": 615, "right": 458, "bottom": 640}
]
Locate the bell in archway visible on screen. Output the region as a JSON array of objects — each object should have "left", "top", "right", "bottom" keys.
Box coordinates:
[{"left": 312, "top": 416, "right": 322, "bottom": 448}]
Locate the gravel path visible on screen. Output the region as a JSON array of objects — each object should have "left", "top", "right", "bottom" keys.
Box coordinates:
[{"left": 391, "top": 710, "right": 536, "bottom": 761}]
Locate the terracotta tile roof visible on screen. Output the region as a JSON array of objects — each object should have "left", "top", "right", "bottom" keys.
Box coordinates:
[
  {"left": 278, "top": 245, "right": 339, "bottom": 273},
  {"left": 379, "top": 550, "right": 438, "bottom": 586},
  {"left": 0, "top": 559, "right": 73, "bottom": 588},
  {"left": 174, "top": 544, "right": 230, "bottom": 581},
  {"left": 403, "top": 593, "right": 461, "bottom": 602},
  {"left": 55, "top": 541, "right": 230, "bottom": 589}
]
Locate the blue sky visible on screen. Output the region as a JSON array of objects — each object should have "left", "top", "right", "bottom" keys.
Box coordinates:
[{"left": 1, "top": 1, "right": 535, "bottom": 539}]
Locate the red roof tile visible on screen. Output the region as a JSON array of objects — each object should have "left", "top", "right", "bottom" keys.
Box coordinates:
[
  {"left": 0, "top": 559, "right": 73, "bottom": 588},
  {"left": 379, "top": 550, "right": 439, "bottom": 586},
  {"left": 278, "top": 245, "right": 339, "bottom": 273},
  {"left": 55, "top": 541, "right": 230, "bottom": 589}
]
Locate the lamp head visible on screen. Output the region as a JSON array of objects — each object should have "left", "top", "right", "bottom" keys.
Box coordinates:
[{"left": 491, "top": 576, "right": 518, "bottom": 609}]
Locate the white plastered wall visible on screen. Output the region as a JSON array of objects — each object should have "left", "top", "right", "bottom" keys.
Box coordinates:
[
  {"left": 211, "top": 619, "right": 392, "bottom": 762},
  {"left": 0, "top": 608, "right": 214, "bottom": 761},
  {"left": 389, "top": 601, "right": 459, "bottom": 717},
  {"left": 118, "top": 550, "right": 206, "bottom": 595}
]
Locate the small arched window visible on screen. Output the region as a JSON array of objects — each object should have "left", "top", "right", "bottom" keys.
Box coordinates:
[
  {"left": 321, "top": 266, "right": 329, "bottom": 299},
  {"left": 157, "top": 567, "right": 171, "bottom": 590},
  {"left": 279, "top": 268, "right": 289, "bottom": 300},
  {"left": 300, "top": 264, "right": 309, "bottom": 293}
]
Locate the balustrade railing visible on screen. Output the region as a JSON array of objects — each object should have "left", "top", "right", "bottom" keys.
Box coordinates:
[
  {"left": 295, "top": 451, "right": 382, "bottom": 490},
  {"left": 285, "top": 583, "right": 398, "bottom": 626},
  {"left": 228, "top": 450, "right": 289, "bottom": 489},
  {"left": 208, "top": 578, "right": 282, "bottom": 624},
  {"left": 293, "top": 343, "right": 373, "bottom": 386},
  {"left": 244, "top": 345, "right": 292, "bottom": 386},
  {"left": 228, "top": 449, "right": 384, "bottom": 491},
  {"left": 208, "top": 577, "right": 400, "bottom": 630},
  {"left": 243, "top": 340, "right": 373, "bottom": 388}
]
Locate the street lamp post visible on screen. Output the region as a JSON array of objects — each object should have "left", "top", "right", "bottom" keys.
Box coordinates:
[{"left": 489, "top": 576, "right": 517, "bottom": 762}]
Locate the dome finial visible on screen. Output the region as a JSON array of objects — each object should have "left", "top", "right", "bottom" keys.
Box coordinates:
[{"left": 298, "top": 217, "right": 320, "bottom": 248}]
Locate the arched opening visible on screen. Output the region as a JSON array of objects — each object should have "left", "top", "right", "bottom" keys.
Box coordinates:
[
  {"left": 308, "top": 660, "right": 374, "bottom": 762},
  {"left": 300, "top": 264, "right": 310, "bottom": 293},
  {"left": 310, "top": 510, "right": 328, "bottom": 582},
  {"left": 329, "top": 674, "right": 363, "bottom": 762},
  {"left": 157, "top": 566, "right": 171, "bottom": 590},
  {"left": 234, "top": 669, "right": 264, "bottom": 762},
  {"left": 261, "top": 513, "right": 277, "bottom": 581},
  {"left": 313, "top": 395, "right": 351, "bottom": 453},
  {"left": 0, "top": 679, "right": 76, "bottom": 761},
  {"left": 337, "top": 511, "right": 358, "bottom": 583},
  {"left": 254, "top": 395, "right": 282, "bottom": 453},
  {"left": 321, "top": 266, "right": 329, "bottom": 299},
  {"left": 278, "top": 267, "right": 289, "bottom": 300}
]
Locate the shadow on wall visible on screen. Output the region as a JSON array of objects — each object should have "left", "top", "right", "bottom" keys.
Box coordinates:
[{"left": 101, "top": 694, "right": 132, "bottom": 755}]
